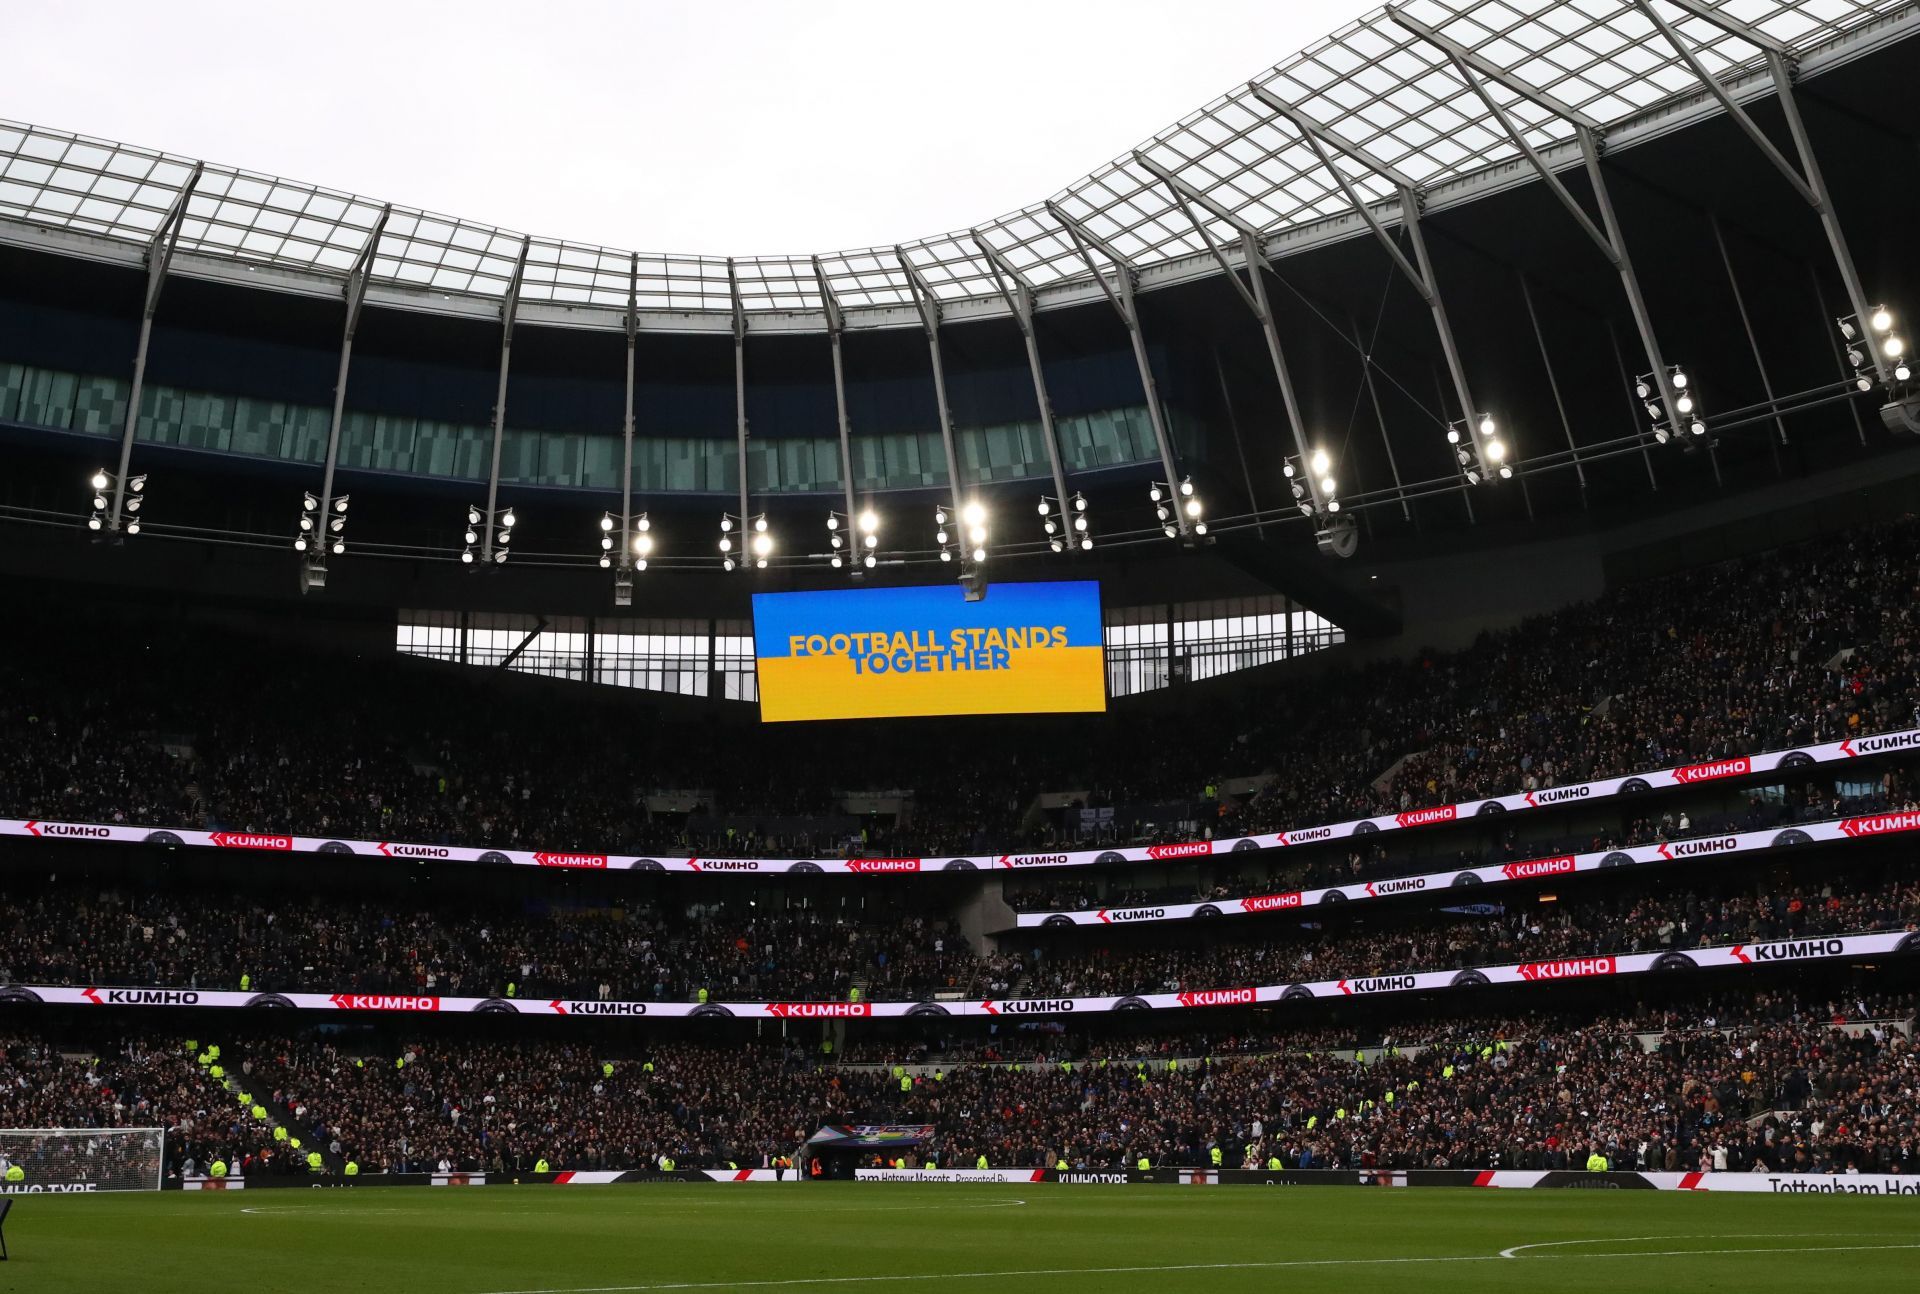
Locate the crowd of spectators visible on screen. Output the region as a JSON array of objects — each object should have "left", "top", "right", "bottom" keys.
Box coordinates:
[
  {"left": 2, "top": 521, "right": 1917, "bottom": 859},
  {"left": 0, "top": 1034, "right": 292, "bottom": 1179},
  {"left": 0, "top": 886, "right": 975, "bottom": 1003},
  {"left": 2, "top": 868, "right": 1912, "bottom": 1005},
  {"left": 9, "top": 987, "right": 1909, "bottom": 1178}
]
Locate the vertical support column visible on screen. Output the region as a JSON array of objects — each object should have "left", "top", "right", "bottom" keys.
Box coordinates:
[
  {"left": 620, "top": 253, "right": 638, "bottom": 567},
  {"left": 110, "top": 163, "right": 202, "bottom": 529},
  {"left": 1351, "top": 317, "right": 1412, "bottom": 524},
  {"left": 1044, "top": 202, "right": 1189, "bottom": 534},
  {"left": 1607, "top": 321, "right": 1661, "bottom": 490},
  {"left": 1810, "top": 266, "right": 1869, "bottom": 446},
  {"left": 480, "top": 239, "right": 531, "bottom": 564},
  {"left": 1210, "top": 348, "right": 1265, "bottom": 537},
  {"left": 1708, "top": 216, "right": 1789, "bottom": 463},
  {"left": 972, "top": 234, "right": 1072, "bottom": 519},
  {"left": 897, "top": 249, "right": 966, "bottom": 512},
  {"left": 1517, "top": 273, "right": 1589, "bottom": 496},
  {"left": 318, "top": 205, "right": 391, "bottom": 528},
  {"left": 728, "top": 258, "right": 750, "bottom": 529},
  {"left": 814, "top": 257, "right": 860, "bottom": 536}
]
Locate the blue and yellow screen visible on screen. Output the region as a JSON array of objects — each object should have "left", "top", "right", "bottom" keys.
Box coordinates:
[{"left": 752, "top": 581, "right": 1106, "bottom": 722}]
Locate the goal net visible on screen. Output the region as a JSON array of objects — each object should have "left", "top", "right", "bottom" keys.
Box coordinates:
[{"left": 0, "top": 1128, "right": 165, "bottom": 1193}]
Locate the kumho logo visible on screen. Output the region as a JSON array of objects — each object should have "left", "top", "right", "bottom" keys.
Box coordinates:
[{"left": 1239, "top": 893, "right": 1302, "bottom": 913}]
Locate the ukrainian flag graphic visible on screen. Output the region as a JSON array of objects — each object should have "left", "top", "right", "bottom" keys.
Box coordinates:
[{"left": 752, "top": 581, "right": 1106, "bottom": 722}]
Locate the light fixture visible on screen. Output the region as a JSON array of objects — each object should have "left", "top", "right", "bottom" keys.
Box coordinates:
[
  {"left": 468, "top": 507, "right": 482, "bottom": 526},
  {"left": 464, "top": 528, "right": 478, "bottom": 545},
  {"left": 754, "top": 515, "right": 769, "bottom": 533},
  {"left": 293, "top": 535, "right": 308, "bottom": 552},
  {"left": 863, "top": 553, "right": 876, "bottom": 569},
  {"left": 1670, "top": 371, "right": 1688, "bottom": 391},
  {"left": 330, "top": 540, "right": 345, "bottom": 556},
  {"left": 1327, "top": 500, "right": 1341, "bottom": 513},
  {"left": 1485, "top": 440, "right": 1506, "bottom": 463},
  {"left": 934, "top": 508, "right": 948, "bottom": 526},
  {"left": 1073, "top": 494, "right": 1087, "bottom": 513},
  {"left": 939, "top": 550, "right": 952, "bottom": 563},
  {"left": 1634, "top": 381, "right": 1651, "bottom": 399},
  {"left": 826, "top": 514, "right": 839, "bottom": 531},
  {"left": 752, "top": 531, "right": 773, "bottom": 558},
  {"left": 720, "top": 516, "right": 734, "bottom": 532},
  {"left": 1478, "top": 415, "right": 1496, "bottom": 435},
  {"left": 461, "top": 549, "right": 475, "bottom": 564},
  {"left": 1179, "top": 477, "right": 1195, "bottom": 497},
  {"left": 1050, "top": 538, "right": 1064, "bottom": 553},
  {"left": 859, "top": 510, "right": 879, "bottom": 536},
  {"left": 962, "top": 501, "right": 985, "bottom": 527},
  {"left": 971, "top": 546, "right": 986, "bottom": 562},
  {"left": 1319, "top": 475, "right": 1336, "bottom": 495},
  {"left": 501, "top": 510, "right": 516, "bottom": 529},
  {"left": 1676, "top": 395, "right": 1695, "bottom": 415},
  {"left": 492, "top": 549, "right": 507, "bottom": 564},
  {"left": 599, "top": 555, "right": 611, "bottom": 569},
  {"left": 1073, "top": 515, "right": 1088, "bottom": 532},
  {"left": 304, "top": 493, "right": 319, "bottom": 513},
  {"left": 1282, "top": 462, "right": 1296, "bottom": 478},
  {"left": 124, "top": 520, "right": 140, "bottom": 535},
  {"left": 333, "top": 496, "right": 349, "bottom": 514},
  {"left": 87, "top": 515, "right": 102, "bottom": 532},
  {"left": 1898, "top": 362, "right": 1912, "bottom": 382},
  {"left": 1184, "top": 498, "right": 1202, "bottom": 518},
  {"left": 1148, "top": 484, "right": 1163, "bottom": 501},
  {"left": 600, "top": 513, "right": 614, "bottom": 532},
  {"left": 1872, "top": 308, "right": 1894, "bottom": 333},
  {"left": 1037, "top": 499, "right": 1051, "bottom": 517},
  {"left": 1886, "top": 336, "right": 1906, "bottom": 359},
  {"left": 90, "top": 470, "right": 109, "bottom": 492},
  {"left": 1079, "top": 536, "right": 1093, "bottom": 550},
  {"left": 1310, "top": 448, "right": 1330, "bottom": 476},
  {"left": 1445, "top": 427, "right": 1461, "bottom": 444}
]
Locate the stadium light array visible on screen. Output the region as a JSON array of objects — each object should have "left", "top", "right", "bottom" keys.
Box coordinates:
[
  {"left": 1448, "top": 416, "right": 1511, "bottom": 484},
  {"left": 1284, "top": 450, "right": 1340, "bottom": 516},
  {"left": 84, "top": 468, "right": 145, "bottom": 536},
  {"left": 296, "top": 491, "right": 349, "bottom": 556},
  {"left": 1039, "top": 492, "right": 1093, "bottom": 553},
  {"left": 462, "top": 504, "right": 514, "bottom": 566},
  {"left": 1149, "top": 477, "right": 1206, "bottom": 538},
  {"left": 1841, "top": 307, "right": 1910, "bottom": 388},
  {"left": 1636, "top": 367, "right": 1707, "bottom": 446},
  {"left": 825, "top": 509, "right": 878, "bottom": 570}
]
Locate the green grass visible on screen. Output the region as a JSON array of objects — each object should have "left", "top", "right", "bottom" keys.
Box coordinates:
[{"left": 3, "top": 1183, "right": 1917, "bottom": 1293}]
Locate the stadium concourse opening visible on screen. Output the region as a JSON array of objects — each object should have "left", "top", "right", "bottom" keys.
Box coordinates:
[{"left": 5, "top": 0, "right": 1920, "bottom": 1290}]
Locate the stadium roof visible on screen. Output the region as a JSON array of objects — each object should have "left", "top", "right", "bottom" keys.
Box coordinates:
[{"left": 0, "top": 0, "right": 1911, "bottom": 329}]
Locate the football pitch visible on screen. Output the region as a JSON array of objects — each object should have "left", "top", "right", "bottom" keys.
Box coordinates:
[{"left": 3, "top": 1184, "right": 1917, "bottom": 1293}]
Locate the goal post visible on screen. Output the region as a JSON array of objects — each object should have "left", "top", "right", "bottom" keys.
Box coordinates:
[{"left": 0, "top": 1129, "right": 165, "bottom": 1193}]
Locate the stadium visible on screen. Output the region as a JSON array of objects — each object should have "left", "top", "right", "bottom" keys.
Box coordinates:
[{"left": 3, "top": 0, "right": 1920, "bottom": 1289}]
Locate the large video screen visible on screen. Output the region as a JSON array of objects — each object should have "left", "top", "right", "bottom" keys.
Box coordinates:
[{"left": 752, "top": 581, "right": 1106, "bottom": 722}]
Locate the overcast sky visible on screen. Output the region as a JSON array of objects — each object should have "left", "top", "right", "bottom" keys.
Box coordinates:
[{"left": 8, "top": 0, "right": 1371, "bottom": 256}]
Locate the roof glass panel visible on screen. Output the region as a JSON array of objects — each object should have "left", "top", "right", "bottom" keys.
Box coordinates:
[{"left": 0, "top": 1, "right": 1897, "bottom": 317}]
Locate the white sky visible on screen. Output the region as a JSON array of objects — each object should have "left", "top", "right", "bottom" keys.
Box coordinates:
[{"left": 7, "top": 0, "right": 1372, "bottom": 257}]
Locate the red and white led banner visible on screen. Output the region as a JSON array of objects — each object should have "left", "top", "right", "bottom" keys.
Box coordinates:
[
  {"left": 1015, "top": 809, "right": 1920, "bottom": 928},
  {"left": 4, "top": 928, "right": 1911, "bottom": 1020},
  {"left": 1, "top": 728, "right": 1911, "bottom": 879}
]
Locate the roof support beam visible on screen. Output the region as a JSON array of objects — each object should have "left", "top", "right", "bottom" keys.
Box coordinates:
[
  {"left": 480, "top": 237, "right": 531, "bottom": 564},
  {"left": 897, "top": 249, "right": 968, "bottom": 531},
  {"left": 814, "top": 256, "right": 862, "bottom": 564},
  {"left": 1630, "top": 0, "right": 1885, "bottom": 384},
  {"left": 972, "top": 233, "right": 1072, "bottom": 530},
  {"left": 619, "top": 252, "right": 639, "bottom": 574},
  {"left": 1245, "top": 85, "right": 1492, "bottom": 482},
  {"left": 1390, "top": 6, "right": 1689, "bottom": 451},
  {"left": 311, "top": 203, "right": 390, "bottom": 574},
  {"left": 728, "top": 258, "right": 749, "bottom": 542},
  {"left": 109, "top": 162, "right": 202, "bottom": 532},
  {"left": 1131, "top": 152, "right": 1328, "bottom": 516},
  {"left": 1043, "top": 201, "right": 1188, "bottom": 534}
]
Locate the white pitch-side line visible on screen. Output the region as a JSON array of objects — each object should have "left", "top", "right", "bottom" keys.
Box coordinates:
[{"left": 475, "top": 1241, "right": 1920, "bottom": 1294}]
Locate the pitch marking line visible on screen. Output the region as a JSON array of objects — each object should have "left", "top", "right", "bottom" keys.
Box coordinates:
[{"left": 475, "top": 1239, "right": 1920, "bottom": 1294}]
